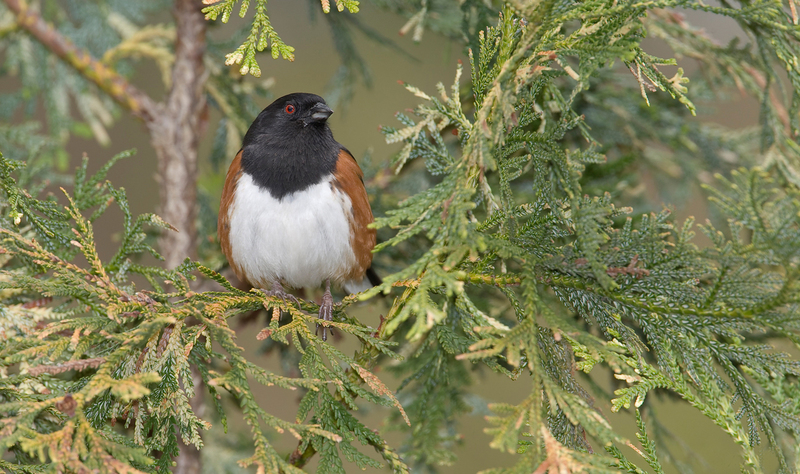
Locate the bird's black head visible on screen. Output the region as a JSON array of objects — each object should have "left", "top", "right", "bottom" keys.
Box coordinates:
[
  {"left": 240, "top": 93, "right": 342, "bottom": 199},
  {"left": 245, "top": 93, "right": 334, "bottom": 143}
]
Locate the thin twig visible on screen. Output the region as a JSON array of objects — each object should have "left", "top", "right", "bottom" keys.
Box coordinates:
[
  {"left": 286, "top": 289, "right": 413, "bottom": 471},
  {"left": 28, "top": 357, "right": 105, "bottom": 376}
]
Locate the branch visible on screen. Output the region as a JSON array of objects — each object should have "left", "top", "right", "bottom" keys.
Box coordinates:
[
  {"left": 27, "top": 357, "right": 105, "bottom": 376},
  {"left": 167, "top": 4, "right": 207, "bottom": 473},
  {"left": 2, "top": 0, "right": 161, "bottom": 123},
  {"left": 150, "top": 0, "right": 207, "bottom": 269},
  {"left": 286, "top": 290, "right": 411, "bottom": 471}
]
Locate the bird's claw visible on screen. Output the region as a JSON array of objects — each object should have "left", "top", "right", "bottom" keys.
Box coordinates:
[
  {"left": 316, "top": 288, "right": 334, "bottom": 342},
  {"left": 260, "top": 282, "right": 299, "bottom": 306}
]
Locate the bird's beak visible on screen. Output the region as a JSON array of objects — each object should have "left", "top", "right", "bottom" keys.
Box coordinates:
[{"left": 309, "top": 102, "right": 333, "bottom": 122}]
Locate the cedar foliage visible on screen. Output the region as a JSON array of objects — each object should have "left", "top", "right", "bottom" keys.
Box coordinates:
[
  {"left": 2, "top": 0, "right": 800, "bottom": 473},
  {"left": 0, "top": 151, "right": 409, "bottom": 473}
]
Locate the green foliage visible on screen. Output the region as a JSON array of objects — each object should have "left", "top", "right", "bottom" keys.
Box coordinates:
[
  {"left": 0, "top": 0, "right": 168, "bottom": 149},
  {"left": 366, "top": 2, "right": 800, "bottom": 472},
  {"left": 2, "top": 0, "right": 800, "bottom": 473},
  {"left": 203, "top": 0, "right": 360, "bottom": 76},
  {"left": 0, "top": 153, "right": 408, "bottom": 473}
]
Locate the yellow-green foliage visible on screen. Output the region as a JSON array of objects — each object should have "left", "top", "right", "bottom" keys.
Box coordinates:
[
  {"left": 0, "top": 153, "right": 407, "bottom": 473},
  {"left": 2, "top": 0, "right": 800, "bottom": 472},
  {"left": 203, "top": 0, "right": 360, "bottom": 76},
  {"left": 368, "top": 3, "right": 800, "bottom": 473}
]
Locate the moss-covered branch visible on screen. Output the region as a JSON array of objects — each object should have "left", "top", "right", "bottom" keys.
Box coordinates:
[{"left": 1, "top": 0, "right": 161, "bottom": 122}]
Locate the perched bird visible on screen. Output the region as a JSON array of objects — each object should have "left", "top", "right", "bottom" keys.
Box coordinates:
[{"left": 218, "top": 93, "right": 379, "bottom": 340}]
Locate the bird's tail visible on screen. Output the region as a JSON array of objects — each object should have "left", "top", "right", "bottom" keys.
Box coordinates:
[
  {"left": 365, "top": 266, "right": 382, "bottom": 287},
  {"left": 344, "top": 265, "right": 383, "bottom": 295}
]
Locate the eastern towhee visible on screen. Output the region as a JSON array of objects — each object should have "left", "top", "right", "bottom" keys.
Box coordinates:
[{"left": 218, "top": 93, "right": 379, "bottom": 340}]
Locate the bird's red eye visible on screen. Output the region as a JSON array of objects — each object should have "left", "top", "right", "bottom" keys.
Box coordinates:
[{"left": 285, "top": 104, "right": 295, "bottom": 114}]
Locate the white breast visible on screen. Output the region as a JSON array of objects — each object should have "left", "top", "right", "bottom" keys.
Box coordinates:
[{"left": 227, "top": 173, "right": 358, "bottom": 289}]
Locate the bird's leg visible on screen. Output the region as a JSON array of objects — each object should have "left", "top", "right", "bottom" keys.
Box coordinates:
[
  {"left": 316, "top": 279, "right": 334, "bottom": 341},
  {"left": 260, "top": 280, "right": 299, "bottom": 306}
]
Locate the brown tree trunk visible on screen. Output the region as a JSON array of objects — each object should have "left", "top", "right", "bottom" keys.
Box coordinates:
[
  {"left": 153, "top": 2, "right": 207, "bottom": 472},
  {"left": 151, "top": 0, "right": 207, "bottom": 270}
]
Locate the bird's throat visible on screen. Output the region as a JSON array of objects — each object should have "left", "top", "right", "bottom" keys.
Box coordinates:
[{"left": 240, "top": 127, "right": 339, "bottom": 199}]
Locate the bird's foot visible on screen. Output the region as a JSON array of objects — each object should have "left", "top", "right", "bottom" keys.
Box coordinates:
[
  {"left": 316, "top": 281, "right": 334, "bottom": 342},
  {"left": 260, "top": 281, "right": 299, "bottom": 306}
]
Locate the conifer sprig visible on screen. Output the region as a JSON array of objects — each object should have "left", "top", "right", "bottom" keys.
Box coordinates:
[
  {"left": 3, "top": 0, "right": 800, "bottom": 471},
  {"left": 374, "top": 5, "right": 800, "bottom": 472},
  {"left": 202, "top": 0, "right": 360, "bottom": 76},
  {"left": 0, "top": 153, "right": 405, "bottom": 473}
]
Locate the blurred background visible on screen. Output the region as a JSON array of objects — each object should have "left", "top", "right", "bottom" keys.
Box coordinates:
[{"left": 1, "top": 1, "right": 770, "bottom": 472}]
